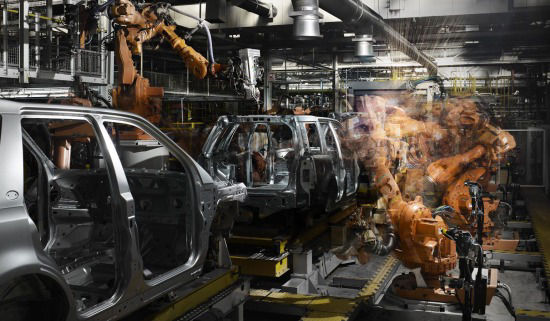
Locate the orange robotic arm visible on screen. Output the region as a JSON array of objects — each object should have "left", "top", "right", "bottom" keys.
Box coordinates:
[
  {"left": 441, "top": 167, "right": 498, "bottom": 234},
  {"left": 427, "top": 144, "right": 487, "bottom": 187},
  {"left": 385, "top": 110, "right": 448, "bottom": 141},
  {"left": 110, "top": 0, "right": 221, "bottom": 122},
  {"left": 370, "top": 151, "right": 456, "bottom": 276},
  {"left": 111, "top": 0, "right": 212, "bottom": 79},
  {"left": 426, "top": 124, "right": 515, "bottom": 189},
  {"left": 112, "top": 28, "right": 163, "bottom": 123},
  {"left": 346, "top": 96, "right": 457, "bottom": 277}
]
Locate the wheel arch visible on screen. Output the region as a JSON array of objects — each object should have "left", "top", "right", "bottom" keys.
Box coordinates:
[{"left": 0, "top": 267, "right": 73, "bottom": 321}]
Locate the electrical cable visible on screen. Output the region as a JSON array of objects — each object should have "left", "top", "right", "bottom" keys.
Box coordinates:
[
  {"left": 500, "top": 201, "right": 513, "bottom": 217},
  {"left": 166, "top": 5, "right": 216, "bottom": 65},
  {"left": 498, "top": 282, "right": 514, "bottom": 306},
  {"left": 495, "top": 289, "right": 517, "bottom": 321},
  {"left": 93, "top": 0, "right": 116, "bottom": 15}
]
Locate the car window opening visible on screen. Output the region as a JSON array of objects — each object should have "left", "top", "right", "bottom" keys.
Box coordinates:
[
  {"left": 213, "top": 122, "right": 294, "bottom": 189},
  {"left": 104, "top": 121, "right": 193, "bottom": 280},
  {"left": 22, "top": 118, "right": 117, "bottom": 312}
]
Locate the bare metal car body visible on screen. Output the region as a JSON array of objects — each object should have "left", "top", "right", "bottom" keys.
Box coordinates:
[
  {"left": 201, "top": 115, "right": 359, "bottom": 216},
  {"left": 0, "top": 100, "right": 245, "bottom": 320}
]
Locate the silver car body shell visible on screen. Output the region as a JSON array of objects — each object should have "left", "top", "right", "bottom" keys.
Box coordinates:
[
  {"left": 0, "top": 100, "right": 246, "bottom": 320},
  {"left": 201, "top": 115, "right": 359, "bottom": 216}
]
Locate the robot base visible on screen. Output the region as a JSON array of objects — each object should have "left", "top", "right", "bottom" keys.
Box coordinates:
[{"left": 390, "top": 268, "right": 498, "bottom": 305}]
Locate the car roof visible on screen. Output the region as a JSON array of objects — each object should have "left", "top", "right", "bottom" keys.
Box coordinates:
[
  {"left": 0, "top": 99, "right": 147, "bottom": 121},
  {"left": 225, "top": 115, "right": 338, "bottom": 123}
]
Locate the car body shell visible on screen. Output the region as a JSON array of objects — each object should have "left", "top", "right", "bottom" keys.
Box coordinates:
[
  {"left": 0, "top": 100, "right": 246, "bottom": 320},
  {"left": 201, "top": 115, "right": 359, "bottom": 216}
]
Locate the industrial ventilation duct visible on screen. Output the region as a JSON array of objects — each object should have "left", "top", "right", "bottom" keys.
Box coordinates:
[
  {"left": 290, "top": 0, "right": 323, "bottom": 39},
  {"left": 353, "top": 34, "right": 375, "bottom": 62},
  {"left": 317, "top": 0, "right": 438, "bottom": 75},
  {"left": 232, "top": 0, "right": 278, "bottom": 18}
]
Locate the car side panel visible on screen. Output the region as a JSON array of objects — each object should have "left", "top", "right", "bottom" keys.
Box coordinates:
[{"left": 0, "top": 114, "right": 75, "bottom": 319}]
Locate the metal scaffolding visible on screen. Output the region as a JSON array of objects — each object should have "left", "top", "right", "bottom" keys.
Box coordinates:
[{"left": 0, "top": 0, "right": 112, "bottom": 95}]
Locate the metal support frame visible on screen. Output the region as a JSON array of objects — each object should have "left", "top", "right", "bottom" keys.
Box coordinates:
[
  {"left": 332, "top": 53, "right": 339, "bottom": 112},
  {"left": 34, "top": 11, "right": 39, "bottom": 72},
  {"left": 1, "top": 0, "right": 110, "bottom": 89},
  {"left": 370, "top": 292, "right": 481, "bottom": 321},
  {"left": 186, "top": 67, "right": 189, "bottom": 95},
  {"left": 263, "top": 50, "right": 273, "bottom": 112},
  {"left": 106, "top": 50, "right": 115, "bottom": 94},
  {"left": 0, "top": 66, "right": 109, "bottom": 83},
  {"left": 45, "top": 0, "right": 51, "bottom": 69},
  {"left": 99, "top": 4, "right": 114, "bottom": 101},
  {"left": 18, "top": 0, "right": 29, "bottom": 83},
  {"left": 500, "top": 128, "right": 548, "bottom": 193},
  {"left": 70, "top": 8, "right": 78, "bottom": 77},
  {"left": 247, "top": 256, "right": 400, "bottom": 320},
  {"left": 148, "top": 267, "right": 247, "bottom": 321},
  {"left": 507, "top": 221, "right": 533, "bottom": 229},
  {"left": 487, "top": 250, "right": 542, "bottom": 265},
  {"left": 2, "top": 4, "right": 7, "bottom": 73},
  {"left": 229, "top": 236, "right": 290, "bottom": 278},
  {"left": 0, "top": 86, "right": 71, "bottom": 98},
  {"left": 282, "top": 249, "right": 322, "bottom": 295}
]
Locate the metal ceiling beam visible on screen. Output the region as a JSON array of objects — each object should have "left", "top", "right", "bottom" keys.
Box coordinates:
[
  {"left": 272, "top": 56, "right": 550, "bottom": 71},
  {"left": 270, "top": 52, "right": 333, "bottom": 71}
]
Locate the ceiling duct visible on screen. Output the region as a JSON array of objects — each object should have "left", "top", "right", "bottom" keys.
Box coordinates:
[
  {"left": 290, "top": 0, "right": 323, "bottom": 40},
  {"left": 353, "top": 34, "right": 375, "bottom": 62},
  {"left": 318, "top": 0, "right": 438, "bottom": 75},
  {"left": 232, "top": 0, "right": 277, "bottom": 19}
]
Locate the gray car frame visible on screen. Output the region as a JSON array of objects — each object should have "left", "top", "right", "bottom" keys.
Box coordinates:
[
  {"left": 201, "top": 115, "right": 359, "bottom": 217},
  {"left": 0, "top": 100, "right": 246, "bottom": 321}
]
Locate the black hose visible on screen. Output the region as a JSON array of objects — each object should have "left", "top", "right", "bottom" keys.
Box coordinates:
[
  {"left": 94, "top": 0, "right": 115, "bottom": 14},
  {"left": 362, "top": 214, "right": 396, "bottom": 256},
  {"left": 95, "top": 94, "right": 113, "bottom": 109},
  {"left": 498, "top": 282, "right": 514, "bottom": 307},
  {"left": 232, "top": 0, "right": 275, "bottom": 18},
  {"left": 495, "top": 289, "right": 517, "bottom": 321}
]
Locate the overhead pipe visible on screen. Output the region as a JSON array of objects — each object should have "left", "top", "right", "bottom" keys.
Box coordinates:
[
  {"left": 318, "top": 0, "right": 438, "bottom": 75},
  {"left": 231, "top": 0, "right": 277, "bottom": 19},
  {"left": 290, "top": 0, "right": 323, "bottom": 39}
]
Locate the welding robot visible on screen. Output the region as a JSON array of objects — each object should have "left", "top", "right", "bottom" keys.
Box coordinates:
[
  {"left": 72, "top": 0, "right": 262, "bottom": 116},
  {"left": 335, "top": 95, "right": 516, "bottom": 320}
]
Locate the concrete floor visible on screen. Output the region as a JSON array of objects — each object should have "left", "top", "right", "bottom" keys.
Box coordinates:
[
  {"left": 486, "top": 270, "right": 549, "bottom": 321},
  {"left": 244, "top": 261, "right": 549, "bottom": 321},
  {"left": 360, "top": 266, "right": 549, "bottom": 321}
]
